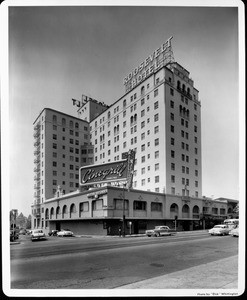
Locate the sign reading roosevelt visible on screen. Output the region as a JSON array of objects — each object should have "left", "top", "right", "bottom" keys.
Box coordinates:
[{"left": 79, "top": 160, "right": 128, "bottom": 186}]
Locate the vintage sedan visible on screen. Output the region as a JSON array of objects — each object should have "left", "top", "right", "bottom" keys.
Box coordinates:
[
  {"left": 145, "top": 226, "right": 176, "bottom": 237},
  {"left": 229, "top": 226, "right": 239, "bottom": 237},
  {"left": 57, "top": 229, "right": 74, "bottom": 237},
  {"left": 31, "top": 229, "right": 46, "bottom": 241},
  {"left": 208, "top": 225, "right": 230, "bottom": 236}
]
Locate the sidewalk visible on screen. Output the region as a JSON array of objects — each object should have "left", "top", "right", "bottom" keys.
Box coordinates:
[{"left": 116, "top": 255, "right": 238, "bottom": 289}]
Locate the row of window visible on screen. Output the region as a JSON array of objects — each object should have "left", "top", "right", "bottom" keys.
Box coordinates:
[{"left": 52, "top": 115, "right": 88, "bottom": 130}]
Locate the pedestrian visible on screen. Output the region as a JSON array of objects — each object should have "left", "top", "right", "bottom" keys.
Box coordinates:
[{"left": 119, "top": 226, "right": 122, "bottom": 237}]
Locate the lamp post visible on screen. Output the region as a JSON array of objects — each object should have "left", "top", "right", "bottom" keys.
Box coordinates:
[{"left": 122, "top": 183, "right": 126, "bottom": 237}]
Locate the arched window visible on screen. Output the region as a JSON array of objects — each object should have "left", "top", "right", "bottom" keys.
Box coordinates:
[
  {"left": 50, "top": 207, "right": 54, "bottom": 219},
  {"left": 192, "top": 205, "right": 200, "bottom": 218},
  {"left": 108, "top": 111, "right": 111, "bottom": 119},
  {"left": 182, "top": 204, "right": 190, "bottom": 218},
  {"left": 62, "top": 205, "right": 68, "bottom": 219},
  {"left": 62, "top": 118, "right": 66, "bottom": 126},
  {"left": 182, "top": 84, "right": 186, "bottom": 92},
  {"left": 56, "top": 206, "right": 61, "bottom": 218},
  {"left": 170, "top": 203, "right": 179, "bottom": 219},
  {"left": 134, "top": 114, "right": 137, "bottom": 122},
  {"left": 75, "top": 122, "right": 79, "bottom": 129},
  {"left": 53, "top": 115, "right": 57, "bottom": 123},
  {"left": 141, "top": 86, "right": 145, "bottom": 95},
  {"left": 70, "top": 203, "right": 76, "bottom": 218},
  {"left": 123, "top": 99, "right": 127, "bottom": 108},
  {"left": 69, "top": 120, "right": 73, "bottom": 128},
  {"left": 177, "top": 81, "right": 181, "bottom": 90},
  {"left": 45, "top": 208, "right": 49, "bottom": 219},
  {"left": 187, "top": 87, "right": 190, "bottom": 95}
]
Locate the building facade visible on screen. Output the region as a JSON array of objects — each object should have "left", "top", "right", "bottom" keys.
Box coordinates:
[
  {"left": 32, "top": 38, "right": 237, "bottom": 233},
  {"left": 80, "top": 62, "right": 202, "bottom": 198},
  {"left": 39, "top": 186, "right": 235, "bottom": 235},
  {"left": 32, "top": 108, "right": 93, "bottom": 228}
]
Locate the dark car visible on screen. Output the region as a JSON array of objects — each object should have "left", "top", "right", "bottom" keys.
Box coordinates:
[{"left": 48, "top": 230, "right": 58, "bottom": 236}]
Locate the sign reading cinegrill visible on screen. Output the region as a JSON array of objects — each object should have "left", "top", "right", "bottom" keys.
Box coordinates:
[{"left": 79, "top": 160, "right": 128, "bottom": 186}]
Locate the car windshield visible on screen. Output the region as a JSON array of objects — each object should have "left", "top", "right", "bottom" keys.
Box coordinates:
[{"left": 214, "top": 225, "right": 224, "bottom": 228}]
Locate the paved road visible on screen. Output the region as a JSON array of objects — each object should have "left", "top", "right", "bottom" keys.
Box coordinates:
[{"left": 10, "top": 232, "right": 238, "bottom": 289}]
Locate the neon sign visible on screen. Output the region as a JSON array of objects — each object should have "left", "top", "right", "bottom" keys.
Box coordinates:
[
  {"left": 79, "top": 160, "right": 128, "bottom": 186},
  {"left": 123, "top": 36, "right": 173, "bottom": 92}
]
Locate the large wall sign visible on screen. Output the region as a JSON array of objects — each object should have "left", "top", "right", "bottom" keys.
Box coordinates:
[
  {"left": 123, "top": 36, "right": 173, "bottom": 93},
  {"left": 79, "top": 160, "right": 128, "bottom": 186}
]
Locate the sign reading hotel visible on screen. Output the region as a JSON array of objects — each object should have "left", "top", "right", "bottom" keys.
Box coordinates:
[
  {"left": 123, "top": 36, "right": 173, "bottom": 93},
  {"left": 79, "top": 160, "right": 128, "bottom": 186}
]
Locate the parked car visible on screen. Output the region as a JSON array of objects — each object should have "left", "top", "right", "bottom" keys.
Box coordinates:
[
  {"left": 31, "top": 229, "right": 46, "bottom": 241},
  {"left": 208, "top": 225, "right": 230, "bottom": 236},
  {"left": 48, "top": 230, "right": 58, "bottom": 236},
  {"left": 19, "top": 229, "right": 27, "bottom": 235},
  {"left": 229, "top": 226, "right": 239, "bottom": 237},
  {"left": 145, "top": 226, "right": 176, "bottom": 237},
  {"left": 57, "top": 229, "right": 74, "bottom": 237}
]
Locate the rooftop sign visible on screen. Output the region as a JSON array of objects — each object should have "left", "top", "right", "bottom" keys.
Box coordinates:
[{"left": 123, "top": 36, "right": 173, "bottom": 93}]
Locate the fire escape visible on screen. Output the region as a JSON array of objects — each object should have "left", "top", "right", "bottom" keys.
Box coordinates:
[{"left": 33, "top": 121, "right": 41, "bottom": 226}]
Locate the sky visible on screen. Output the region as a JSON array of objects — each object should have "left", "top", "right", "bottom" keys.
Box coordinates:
[{"left": 2, "top": 2, "right": 243, "bottom": 216}]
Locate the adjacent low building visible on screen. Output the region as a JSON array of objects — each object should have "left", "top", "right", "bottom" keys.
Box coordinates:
[{"left": 38, "top": 185, "right": 237, "bottom": 235}]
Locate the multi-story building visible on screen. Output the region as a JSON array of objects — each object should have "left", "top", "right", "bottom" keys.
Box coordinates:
[
  {"left": 31, "top": 38, "right": 219, "bottom": 234},
  {"left": 32, "top": 108, "right": 96, "bottom": 228},
  {"left": 78, "top": 62, "right": 202, "bottom": 198}
]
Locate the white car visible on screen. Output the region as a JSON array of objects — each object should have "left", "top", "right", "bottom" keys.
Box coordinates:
[
  {"left": 208, "top": 225, "right": 230, "bottom": 236},
  {"left": 31, "top": 229, "right": 46, "bottom": 241},
  {"left": 57, "top": 229, "right": 74, "bottom": 237},
  {"left": 145, "top": 226, "right": 176, "bottom": 237},
  {"left": 229, "top": 226, "right": 239, "bottom": 237}
]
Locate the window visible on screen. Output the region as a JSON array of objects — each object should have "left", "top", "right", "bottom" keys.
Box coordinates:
[
  {"left": 155, "top": 151, "right": 159, "bottom": 159},
  {"left": 195, "top": 181, "right": 198, "bottom": 187},
  {"left": 141, "top": 179, "right": 145, "bottom": 186},
  {"left": 171, "top": 125, "right": 174, "bottom": 133},
  {"left": 170, "top": 88, "right": 174, "bottom": 96},
  {"left": 92, "top": 199, "right": 103, "bottom": 211},
  {"left": 53, "top": 143, "right": 57, "bottom": 149},
  {"left": 154, "top": 114, "right": 159, "bottom": 122},
  {"left": 171, "top": 175, "right": 175, "bottom": 183},
  {"left": 155, "top": 163, "right": 159, "bottom": 171},
  {"left": 141, "top": 110, "right": 145, "bottom": 117},
  {"left": 154, "top": 138, "right": 159, "bottom": 146},
  {"left": 151, "top": 202, "right": 162, "bottom": 212},
  {"left": 170, "top": 113, "right": 174, "bottom": 120},
  {"left": 171, "top": 137, "right": 174, "bottom": 145},
  {"left": 80, "top": 202, "right": 89, "bottom": 213},
  {"left": 154, "top": 101, "right": 159, "bottom": 109},
  {"left": 133, "top": 201, "right": 146, "bottom": 210},
  {"left": 170, "top": 100, "right": 174, "bottom": 108},
  {"left": 171, "top": 150, "right": 175, "bottom": 158},
  {"left": 171, "top": 187, "right": 175, "bottom": 194},
  {"left": 171, "top": 163, "right": 175, "bottom": 170},
  {"left": 154, "top": 89, "right": 158, "bottom": 97},
  {"left": 53, "top": 161, "right": 57, "bottom": 167}
]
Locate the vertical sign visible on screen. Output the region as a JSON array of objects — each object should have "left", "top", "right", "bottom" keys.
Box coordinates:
[{"left": 126, "top": 149, "right": 136, "bottom": 190}]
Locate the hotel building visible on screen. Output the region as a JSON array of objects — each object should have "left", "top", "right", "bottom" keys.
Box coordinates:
[{"left": 32, "top": 38, "right": 237, "bottom": 234}]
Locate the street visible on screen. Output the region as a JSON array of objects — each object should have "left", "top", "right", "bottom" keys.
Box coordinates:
[{"left": 10, "top": 231, "right": 238, "bottom": 289}]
